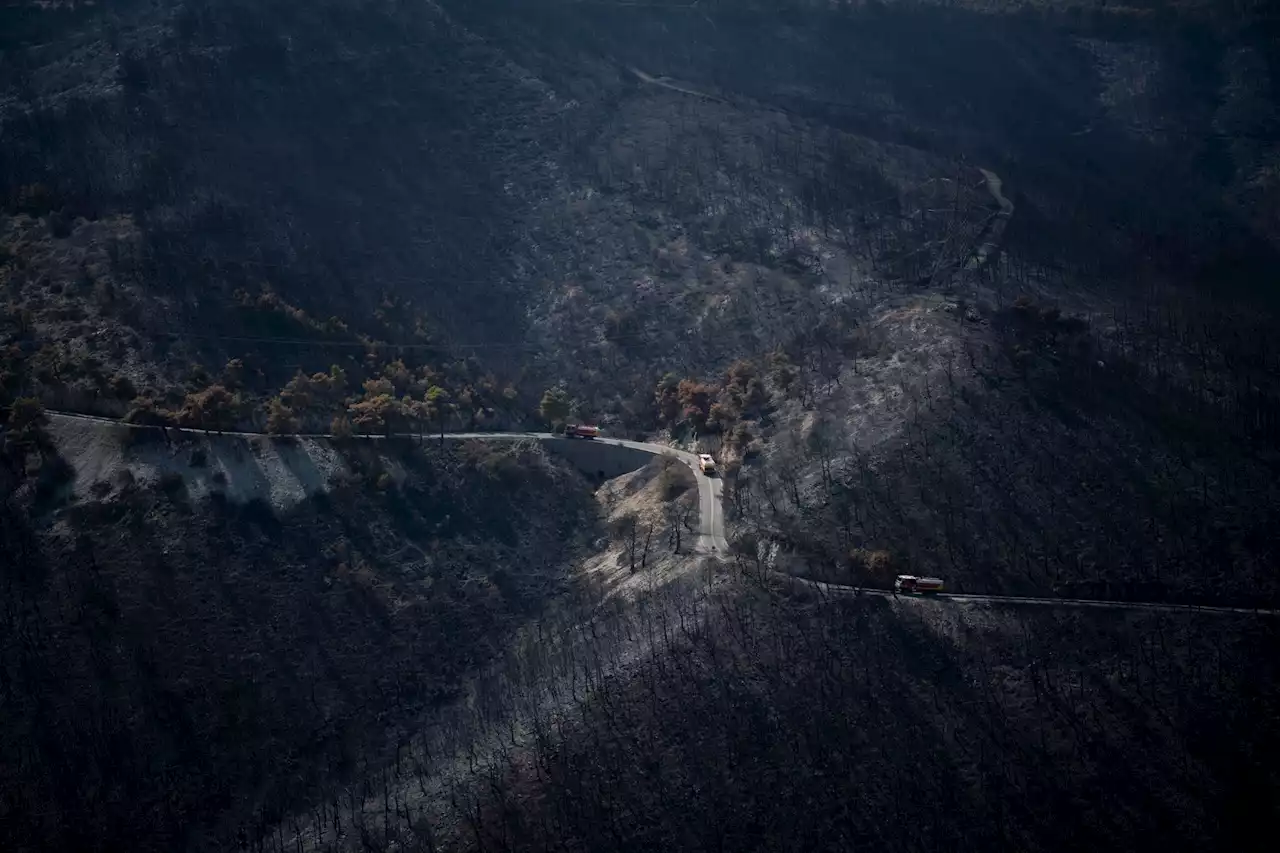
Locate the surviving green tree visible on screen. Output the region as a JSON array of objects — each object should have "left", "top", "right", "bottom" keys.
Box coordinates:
[{"left": 539, "top": 386, "right": 572, "bottom": 428}]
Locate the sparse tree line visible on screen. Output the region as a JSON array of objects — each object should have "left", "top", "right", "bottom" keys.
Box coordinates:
[
  {"left": 0, "top": 0, "right": 554, "bottom": 440},
  {"left": 106, "top": 356, "right": 532, "bottom": 442},
  {"left": 0, "top": 266, "right": 540, "bottom": 442}
]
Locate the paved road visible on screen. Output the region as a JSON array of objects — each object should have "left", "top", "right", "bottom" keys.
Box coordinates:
[
  {"left": 790, "top": 576, "right": 1279, "bottom": 617},
  {"left": 45, "top": 412, "right": 731, "bottom": 555},
  {"left": 44, "top": 412, "right": 1277, "bottom": 616}
]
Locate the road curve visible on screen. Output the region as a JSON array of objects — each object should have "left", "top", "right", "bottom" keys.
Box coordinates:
[
  {"left": 43, "top": 413, "right": 730, "bottom": 555},
  {"left": 42, "top": 412, "right": 1277, "bottom": 616},
  {"left": 434, "top": 431, "right": 729, "bottom": 554}
]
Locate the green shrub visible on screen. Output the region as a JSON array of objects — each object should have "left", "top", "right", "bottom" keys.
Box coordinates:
[
  {"left": 266, "top": 398, "right": 298, "bottom": 435},
  {"left": 123, "top": 400, "right": 173, "bottom": 427},
  {"left": 176, "top": 384, "right": 242, "bottom": 432}
]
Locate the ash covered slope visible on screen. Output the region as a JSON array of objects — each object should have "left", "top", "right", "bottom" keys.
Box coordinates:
[
  {"left": 1, "top": 1, "right": 1279, "bottom": 850},
  {"left": 440, "top": 0, "right": 1280, "bottom": 383},
  {"left": 421, "top": 0, "right": 1280, "bottom": 604},
  {"left": 1, "top": 0, "right": 566, "bottom": 406},
  {"left": 0, "top": 427, "right": 597, "bottom": 853},
  {"left": 454, "top": 587, "right": 1280, "bottom": 853}
]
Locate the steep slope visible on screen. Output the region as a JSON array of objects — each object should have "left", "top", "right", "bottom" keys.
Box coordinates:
[
  {"left": 282, "top": 578, "right": 1280, "bottom": 853},
  {"left": 2, "top": 2, "right": 1280, "bottom": 851},
  {"left": 0, "top": 427, "right": 597, "bottom": 853},
  {"left": 2, "top": 0, "right": 565, "bottom": 416},
  {"left": 416, "top": 0, "right": 1280, "bottom": 606}
]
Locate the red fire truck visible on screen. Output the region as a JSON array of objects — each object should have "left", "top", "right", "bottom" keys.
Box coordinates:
[{"left": 894, "top": 575, "right": 945, "bottom": 595}]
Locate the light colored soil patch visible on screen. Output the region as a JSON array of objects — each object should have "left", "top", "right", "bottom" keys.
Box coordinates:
[
  {"left": 814, "top": 300, "right": 976, "bottom": 454},
  {"left": 48, "top": 414, "right": 351, "bottom": 512},
  {"left": 580, "top": 460, "right": 702, "bottom": 603}
]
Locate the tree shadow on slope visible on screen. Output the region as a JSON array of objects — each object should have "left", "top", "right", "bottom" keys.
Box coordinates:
[{"left": 453, "top": 589, "right": 1279, "bottom": 853}]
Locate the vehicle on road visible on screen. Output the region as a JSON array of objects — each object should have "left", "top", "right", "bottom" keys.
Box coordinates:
[
  {"left": 895, "top": 575, "right": 944, "bottom": 594},
  {"left": 564, "top": 424, "right": 600, "bottom": 439},
  {"left": 698, "top": 453, "right": 717, "bottom": 475}
]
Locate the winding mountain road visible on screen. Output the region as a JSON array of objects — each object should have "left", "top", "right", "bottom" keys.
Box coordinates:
[
  {"left": 450, "top": 431, "right": 729, "bottom": 554},
  {"left": 40, "top": 412, "right": 1276, "bottom": 616},
  {"left": 43, "top": 412, "right": 730, "bottom": 554}
]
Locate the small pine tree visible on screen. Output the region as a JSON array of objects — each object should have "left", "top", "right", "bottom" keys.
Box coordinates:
[
  {"left": 424, "top": 385, "right": 452, "bottom": 444},
  {"left": 330, "top": 415, "right": 354, "bottom": 439},
  {"left": 222, "top": 358, "right": 246, "bottom": 389},
  {"left": 266, "top": 398, "right": 298, "bottom": 435},
  {"left": 539, "top": 385, "right": 572, "bottom": 427},
  {"left": 9, "top": 397, "right": 47, "bottom": 433}
]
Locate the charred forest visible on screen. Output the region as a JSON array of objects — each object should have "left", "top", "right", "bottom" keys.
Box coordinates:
[{"left": 2, "top": 1, "right": 1279, "bottom": 851}]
